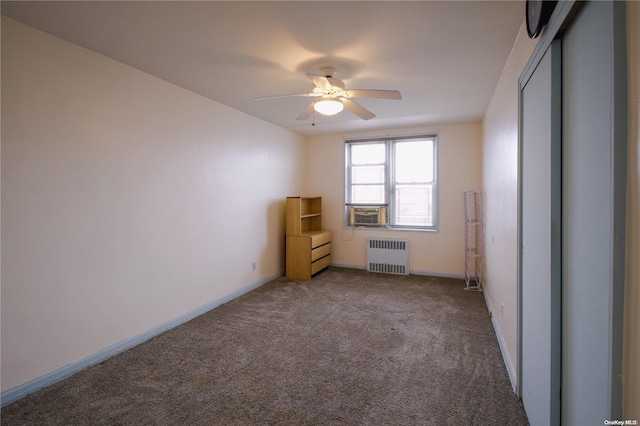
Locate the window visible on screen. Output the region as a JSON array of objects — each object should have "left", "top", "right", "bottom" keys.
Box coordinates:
[{"left": 345, "top": 134, "right": 437, "bottom": 230}]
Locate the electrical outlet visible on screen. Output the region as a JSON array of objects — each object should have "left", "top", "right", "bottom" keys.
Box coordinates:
[
  {"left": 251, "top": 262, "right": 256, "bottom": 271},
  {"left": 501, "top": 303, "right": 504, "bottom": 318}
]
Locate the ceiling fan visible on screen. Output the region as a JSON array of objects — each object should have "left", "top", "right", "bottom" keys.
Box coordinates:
[{"left": 254, "top": 67, "right": 401, "bottom": 121}]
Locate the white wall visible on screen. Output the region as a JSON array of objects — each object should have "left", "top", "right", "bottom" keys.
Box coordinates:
[
  {"left": 482, "top": 22, "right": 537, "bottom": 383},
  {"left": 1, "top": 17, "right": 306, "bottom": 392},
  {"left": 306, "top": 122, "right": 482, "bottom": 277}
]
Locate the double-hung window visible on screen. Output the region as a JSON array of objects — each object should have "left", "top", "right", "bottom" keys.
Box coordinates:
[{"left": 345, "top": 134, "right": 438, "bottom": 231}]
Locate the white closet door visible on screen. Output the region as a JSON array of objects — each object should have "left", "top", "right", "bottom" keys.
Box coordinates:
[{"left": 562, "top": 1, "right": 626, "bottom": 423}]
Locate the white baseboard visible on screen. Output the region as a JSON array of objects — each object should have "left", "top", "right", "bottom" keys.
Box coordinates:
[
  {"left": 330, "top": 262, "right": 465, "bottom": 280},
  {"left": 330, "top": 262, "right": 367, "bottom": 270},
  {"left": 0, "top": 271, "right": 284, "bottom": 407},
  {"left": 409, "top": 269, "right": 465, "bottom": 280},
  {"left": 483, "top": 291, "right": 518, "bottom": 393}
]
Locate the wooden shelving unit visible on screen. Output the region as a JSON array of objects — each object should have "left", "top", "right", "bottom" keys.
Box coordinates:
[{"left": 286, "top": 197, "right": 331, "bottom": 280}]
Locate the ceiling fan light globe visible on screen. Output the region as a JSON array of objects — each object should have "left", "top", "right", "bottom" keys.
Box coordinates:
[{"left": 314, "top": 99, "right": 343, "bottom": 116}]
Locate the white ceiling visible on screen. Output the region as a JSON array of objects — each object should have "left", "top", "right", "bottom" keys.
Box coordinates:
[{"left": 1, "top": 1, "right": 525, "bottom": 136}]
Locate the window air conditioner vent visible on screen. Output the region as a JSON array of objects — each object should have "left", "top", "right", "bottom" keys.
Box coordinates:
[{"left": 348, "top": 206, "right": 387, "bottom": 227}]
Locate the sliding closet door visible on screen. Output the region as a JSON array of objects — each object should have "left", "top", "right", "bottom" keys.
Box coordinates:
[
  {"left": 562, "top": 1, "right": 627, "bottom": 423},
  {"left": 520, "top": 40, "right": 561, "bottom": 426}
]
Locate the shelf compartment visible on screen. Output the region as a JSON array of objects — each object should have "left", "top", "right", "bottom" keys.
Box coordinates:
[{"left": 286, "top": 197, "right": 331, "bottom": 280}]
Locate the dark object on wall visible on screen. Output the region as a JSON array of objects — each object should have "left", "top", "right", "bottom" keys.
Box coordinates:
[{"left": 526, "top": 0, "right": 558, "bottom": 38}]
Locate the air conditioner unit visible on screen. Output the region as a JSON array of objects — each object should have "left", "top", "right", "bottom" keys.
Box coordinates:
[{"left": 348, "top": 206, "right": 387, "bottom": 227}]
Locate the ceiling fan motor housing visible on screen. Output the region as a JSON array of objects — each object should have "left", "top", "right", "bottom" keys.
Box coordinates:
[{"left": 320, "top": 66, "right": 337, "bottom": 77}]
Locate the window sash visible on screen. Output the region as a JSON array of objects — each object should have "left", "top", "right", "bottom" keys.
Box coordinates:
[{"left": 346, "top": 141, "right": 389, "bottom": 205}]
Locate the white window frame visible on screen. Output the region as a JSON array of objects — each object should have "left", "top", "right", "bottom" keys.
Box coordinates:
[{"left": 344, "top": 133, "right": 438, "bottom": 231}]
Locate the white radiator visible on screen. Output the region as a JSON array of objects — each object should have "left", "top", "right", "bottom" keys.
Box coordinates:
[{"left": 367, "top": 238, "right": 410, "bottom": 275}]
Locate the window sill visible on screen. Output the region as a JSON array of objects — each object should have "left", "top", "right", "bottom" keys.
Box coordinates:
[{"left": 343, "top": 225, "right": 438, "bottom": 233}]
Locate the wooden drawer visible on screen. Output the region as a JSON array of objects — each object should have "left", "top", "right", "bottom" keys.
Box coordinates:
[
  {"left": 311, "top": 242, "right": 331, "bottom": 262},
  {"left": 311, "top": 254, "right": 331, "bottom": 275},
  {"left": 310, "top": 231, "right": 331, "bottom": 248}
]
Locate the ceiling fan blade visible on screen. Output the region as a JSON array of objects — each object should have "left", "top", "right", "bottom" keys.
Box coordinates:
[
  {"left": 346, "top": 89, "right": 402, "bottom": 100},
  {"left": 253, "top": 93, "right": 313, "bottom": 100},
  {"left": 306, "top": 73, "right": 331, "bottom": 90},
  {"left": 341, "top": 98, "right": 375, "bottom": 120},
  {"left": 326, "top": 76, "right": 346, "bottom": 90},
  {"left": 297, "top": 101, "right": 316, "bottom": 121}
]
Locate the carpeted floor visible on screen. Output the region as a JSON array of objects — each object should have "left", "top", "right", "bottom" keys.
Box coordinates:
[{"left": 1, "top": 267, "right": 529, "bottom": 425}]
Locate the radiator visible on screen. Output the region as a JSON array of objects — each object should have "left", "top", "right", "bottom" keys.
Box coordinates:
[{"left": 367, "top": 238, "right": 410, "bottom": 275}]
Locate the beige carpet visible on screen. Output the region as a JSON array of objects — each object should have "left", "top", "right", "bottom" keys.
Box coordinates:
[{"left": 1, "top": 267, "right": 529, "bottom": 425}]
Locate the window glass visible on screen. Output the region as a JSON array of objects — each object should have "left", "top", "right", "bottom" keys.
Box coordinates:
[
  {"left": 350, "top": 143, "right": 385, "bottom": 165},
  {"left": 352, "top": 184, "right": 385, "bottom": 204},
  {"left": 352, "top": 165, "right": 385, "bottom": 184},
  {"left": 394, "top": 185, "right": 433, "bottom": 227},
  {"left": 395, "top": 140, "right": 434, "bottom": 183}
]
